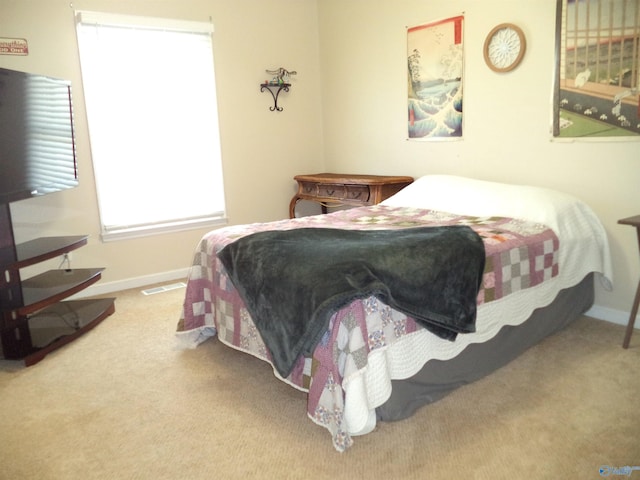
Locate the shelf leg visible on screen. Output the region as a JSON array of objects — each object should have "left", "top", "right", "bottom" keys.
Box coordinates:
[{"left": 1, "top": 322, "right": 33, "bottom": 359}]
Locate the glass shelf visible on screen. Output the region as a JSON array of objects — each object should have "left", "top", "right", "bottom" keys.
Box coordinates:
[
  {"left": 0, "top": 235, "right": 88, "bottom": 270},
  {"left": 19, "top": 268, "right": 105, "bottom": 316},
  {"left": 22, "top": 298, "right": 116, "bottom": 366}
]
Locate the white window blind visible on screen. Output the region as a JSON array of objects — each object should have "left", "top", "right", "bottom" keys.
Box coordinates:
[{"left": 75, "top": 11, "right": 226, "bottom": 241}]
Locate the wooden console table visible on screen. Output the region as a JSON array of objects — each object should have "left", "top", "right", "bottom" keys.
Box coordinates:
[
  {"left": 618, "top": 214, "right": 640, "bottom": 348},
  {"left": 289, "top": 173, "right": 413, "bottom": 218}
]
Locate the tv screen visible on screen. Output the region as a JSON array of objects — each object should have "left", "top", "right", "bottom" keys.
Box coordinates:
[{"left": 0, "top": 67, "right": 78, "bottom": 204}]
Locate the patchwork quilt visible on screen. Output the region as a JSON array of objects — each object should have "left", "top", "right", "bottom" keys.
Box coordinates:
[{"left": 177, "top": 205, "right": 559, "bottom": 451}]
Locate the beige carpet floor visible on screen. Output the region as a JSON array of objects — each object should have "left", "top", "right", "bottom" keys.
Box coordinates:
[{"left": 0, "top": 284, "right": 638, "bottom": 480}]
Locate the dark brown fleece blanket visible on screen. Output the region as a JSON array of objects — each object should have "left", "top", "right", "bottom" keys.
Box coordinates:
[{"left": 217, "top": 226, "right": 485, "bottom": 378}]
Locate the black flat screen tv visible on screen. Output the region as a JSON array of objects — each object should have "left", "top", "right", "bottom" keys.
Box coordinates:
[{"left": 0, "top": 67, "right": 78, "bottom": 204}]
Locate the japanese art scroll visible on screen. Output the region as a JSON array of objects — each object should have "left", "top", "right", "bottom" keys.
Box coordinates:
[{"left": 407, "top": 15, "right": 464, "bottom": 140}]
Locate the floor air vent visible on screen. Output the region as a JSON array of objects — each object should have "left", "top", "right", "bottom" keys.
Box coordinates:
[{"left": 141, "top": 282, "right": 187, "bottom": 295}]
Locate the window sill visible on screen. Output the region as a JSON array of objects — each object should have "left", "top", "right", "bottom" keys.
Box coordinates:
[{"left": 101, "top": 215, "right": 228, "bottom": 242}]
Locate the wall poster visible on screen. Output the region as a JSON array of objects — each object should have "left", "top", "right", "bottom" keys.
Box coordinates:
[
  {"left": 407, "top": 15, "right": 464, "bottom": 140},
  {"left": 553, "top": 0, "right": 639, "bottom": 139}
]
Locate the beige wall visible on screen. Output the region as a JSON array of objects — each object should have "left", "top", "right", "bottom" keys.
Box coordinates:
[
  {"left": 317, "top": 0, "right": 640, "bottom": 326},
  {"left": 1, "top": 0, "right": 324, "bottom": 288},
  {"left": 1, "top": 0, "right": 639, "bottom": 326}
]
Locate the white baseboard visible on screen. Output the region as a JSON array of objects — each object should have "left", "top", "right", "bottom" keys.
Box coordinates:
[
  {"left": 585, "top": 304, "right": 638, "bottom": 329},
  {"left": 71, "top": 268, "right": 190, "bottom": 299}
]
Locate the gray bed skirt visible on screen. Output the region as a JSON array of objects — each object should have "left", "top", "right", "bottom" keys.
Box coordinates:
[{"left": 376, "top": 273, "right": 595, "bottom": 422}]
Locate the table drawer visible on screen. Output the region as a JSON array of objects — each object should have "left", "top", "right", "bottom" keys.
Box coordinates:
[
  {"left": 299, "top": 181, "right": 318, "bottom": 196},
  {"left": 344, "top": 184, "right": 370, "bottom": 202},
  {"left": 316, "top": 183, "right": 347, "bottom": 199},
  {"left": 299, "top": 182, "right": 371, "bottom": 202}
]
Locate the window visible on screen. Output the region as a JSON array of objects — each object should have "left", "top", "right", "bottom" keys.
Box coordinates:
[{"left": 75, "top": 11, "right": 226, "bottom": 241}]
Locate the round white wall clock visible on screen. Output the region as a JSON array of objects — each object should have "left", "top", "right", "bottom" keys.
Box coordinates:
[{"left": 483, "top": 23, "right": 526, "bottom": 73}]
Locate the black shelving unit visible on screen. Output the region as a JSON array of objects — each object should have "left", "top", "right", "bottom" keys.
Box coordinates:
[{"left": 0, "top": 203, "right": 115, "bottom": 366}]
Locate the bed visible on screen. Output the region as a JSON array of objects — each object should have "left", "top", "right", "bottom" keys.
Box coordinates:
[{"left": 176, "top": 174, "right": 613, "bottom": 452}]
